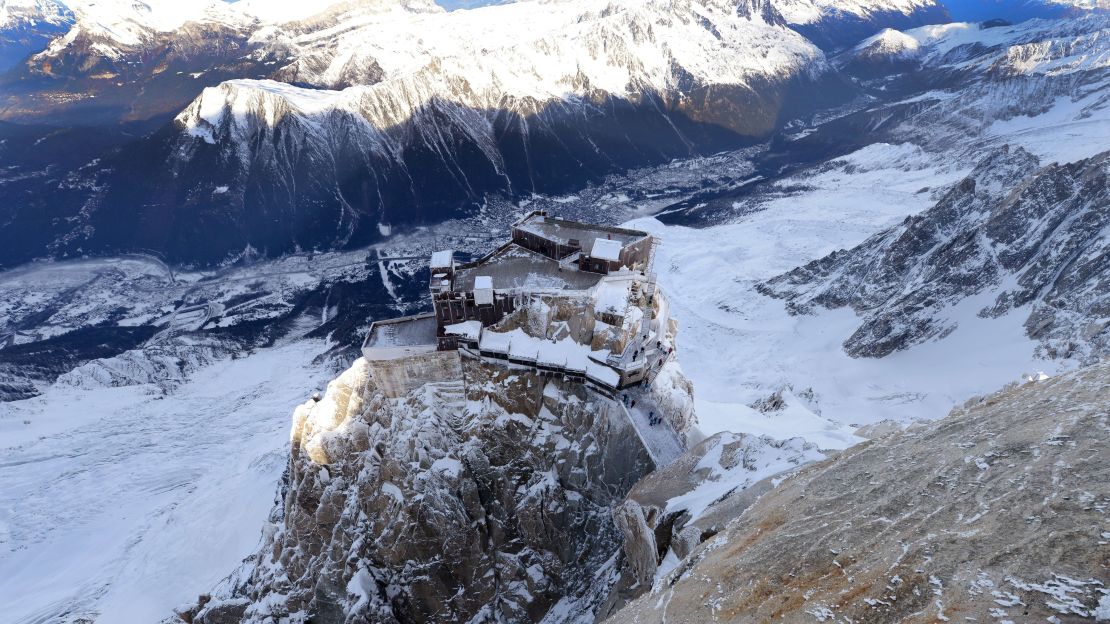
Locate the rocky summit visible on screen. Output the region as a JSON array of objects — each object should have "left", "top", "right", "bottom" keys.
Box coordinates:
[{"left": 180, "top": 359, "right": 657, "bottom": 623}]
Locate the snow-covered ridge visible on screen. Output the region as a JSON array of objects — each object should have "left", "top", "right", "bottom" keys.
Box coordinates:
[
  {"left": 28, "top": 0, "right": 437, "bottom": 61},
  {"left": 0, "top": 0, "right": 70, "bottom": 28},
  {"left": 177, "top": 0, "right": 825, "bottom": 143},
  {"left": 774, "top": 0, "right": 940, "bottom": 26},
  {"left": 853, "top": 14, "right": 1110, "bottom": 73},
  {"left": 49, "top": 0, "right": 249, "bottom": 47},
  {"left": 265, "top": 0, "right": 823, "bottom": 93}
]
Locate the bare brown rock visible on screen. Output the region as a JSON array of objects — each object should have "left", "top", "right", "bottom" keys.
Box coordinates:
[{"left": 608, "top": 361, "right": 1110, "bottom": 623}]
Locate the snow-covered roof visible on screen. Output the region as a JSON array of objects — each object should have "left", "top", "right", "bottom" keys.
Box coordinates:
[
  {"left": 585, "top": 361, "right": 621, "bottom": 388},
  {"left": 594, "top": 278, "right": 632, "bottom": 315},
  {"left": 431, "top": 249, "right": 454, "bottom": 268},
  {"left": 444, "top": 320, "right": 482, "bottom": 341},
  {"left": 476, "top": 328, "right": 623, "bottom": 387},
  {"left": 479, "top": 330, "right": 512, "bottom": 354},
  {"left": 474, "top": 275, "right": 493, "bottom": 290},
  {"left": 362, "top": 313, "right": 437, "bottom": 360},
  {"left": 591, "top": 238, "right": 623, "bottom": 262}
]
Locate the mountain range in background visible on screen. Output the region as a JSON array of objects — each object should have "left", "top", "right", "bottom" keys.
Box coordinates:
[{"left": 0, "top": 0, "right": 1104, "bottom": 270}]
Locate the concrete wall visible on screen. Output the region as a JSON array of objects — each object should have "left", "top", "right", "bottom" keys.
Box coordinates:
[
  {"left": 367, "top": 350, "right": 463, "bottom": 398},
  {"left": 620, "top": 237, "right": 653, "bottom": 272}
]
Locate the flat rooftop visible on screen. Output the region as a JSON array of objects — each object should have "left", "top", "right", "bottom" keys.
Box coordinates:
[
  {"left": 514, "top": 215, "right": 647, "bottom": 249},
  {"left": 365, "top": 313, "right": 437, "bottom": 349},
  {"left": 454, "top": 244, "right": 604, "bottom": 293}
]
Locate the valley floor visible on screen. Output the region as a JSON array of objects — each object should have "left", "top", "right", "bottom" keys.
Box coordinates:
[{"left": 0, "top": 143, "right": 1084, "bottom": 623}]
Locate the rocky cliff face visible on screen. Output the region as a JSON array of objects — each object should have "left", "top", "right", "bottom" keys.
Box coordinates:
[
  {"left": 179, "top": 354, "right": 677, "bottom": 623},
  {"left": 759, "top": 146, "right": 1110, "bottom": 362},
  {"left": 608, "top": 359, "right": 1110, "bottom": 623}
]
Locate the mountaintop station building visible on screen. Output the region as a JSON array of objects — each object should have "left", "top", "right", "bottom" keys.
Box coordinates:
[
  {"left": 429, "top": 211, "right": 654, "bottom": 341},
  {"left": 362, "top": 211, "right": 668, "bottom": 394}
]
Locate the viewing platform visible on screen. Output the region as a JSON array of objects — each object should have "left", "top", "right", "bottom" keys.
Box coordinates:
[{"left": 362, "top": 313, "right": 438, "bottom": 361}]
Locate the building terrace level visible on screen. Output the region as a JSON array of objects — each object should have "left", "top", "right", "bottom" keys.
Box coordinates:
[
  {"left": 366, "top": 211, "right": 664, "bottom": 393},
  {"left": 511, "top": 211, "right": 653, "bottom": 274},
  {"left": 453, "top": 245, "right": 604, "bottom": 294}
]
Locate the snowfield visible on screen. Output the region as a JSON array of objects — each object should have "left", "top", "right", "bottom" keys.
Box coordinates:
[
  {"left": 631, "top": 141, "right": 1073, "bottom": 448},
  {"left": 0, "top": 340, "right": 332, "bottom": 623}
]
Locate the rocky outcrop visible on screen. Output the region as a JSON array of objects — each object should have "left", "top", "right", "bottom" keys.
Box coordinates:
[
  {"left": 608, "top": 360, "right": 1110, "bottom": 623},
  {"left": 598, "top": 431, "right": 823, "bottom": 618},
  {"left": 178, "top": 355, "right": 661, "bottom": 623},
  {"left": 760, "top": 146, "right": 1110, "bottom": 362}
]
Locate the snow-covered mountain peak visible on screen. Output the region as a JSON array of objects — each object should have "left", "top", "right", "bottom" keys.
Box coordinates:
[
  {"left": 844, "top": 13, "right": 1110, "bottom": 77},
  {"left": 0, "top": 0, "right": 71, "bottom": 27},
  {"left": 266, "top": 0, "right": 824, "bottom": 94},
  {"left": 774, "top": 0, "right": 940, "bottom": 25},
  {"left": 853, "top": 26, "right": 924, "bottom": 58},
  {"left": 179, "top": 79, "right": 348, "bottom": 144}
]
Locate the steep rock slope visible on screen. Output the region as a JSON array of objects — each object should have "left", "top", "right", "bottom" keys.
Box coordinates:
[
  {"left": 600, "top": 430, "right": 824, "bottom": 617},
  {"left": 760, "top": 146, "right": 1110, "bottom": 362},
  {"left": 179, "top": 356, "right": 667, "bottom": 623},
  {"left": 609, "top": 360, "right": 1110, "bottom": 623},
  {"left": 0, "top": 0, "right": 265, "bottom": 127}
]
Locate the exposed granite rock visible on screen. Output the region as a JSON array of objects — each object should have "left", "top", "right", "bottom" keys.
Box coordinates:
[
  {"left": 597, "top": 431, "right": 822, "bottom": 619},
  {"left": 175, "top": 355, "right": 659, "bottom": 623},
  {"left": 607, "top": 360, "right": 1110, "bottom": 623}
]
